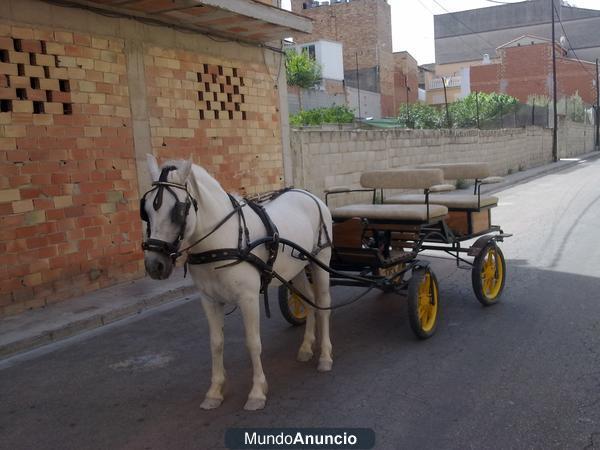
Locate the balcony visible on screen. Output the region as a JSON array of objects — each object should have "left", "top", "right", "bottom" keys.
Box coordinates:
[{"left": 429, "top": 76, "right": 462, "bottom": 90}]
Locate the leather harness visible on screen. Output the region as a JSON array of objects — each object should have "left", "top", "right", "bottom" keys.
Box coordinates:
[{"left": 141, "top": 178, "right": 331, "bottom": 318}]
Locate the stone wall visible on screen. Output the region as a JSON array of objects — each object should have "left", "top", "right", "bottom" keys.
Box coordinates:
[
  {"left": 291, "top": 126, "right": 562, "bottom": 207},
  {"left": 0, "top": 0, "right": 286, "bottom": 316}
]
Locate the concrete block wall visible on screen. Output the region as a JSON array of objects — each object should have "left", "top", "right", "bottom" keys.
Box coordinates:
[
  {"left": 558, "top": 119, "right": 595, "bottom": 158},
  {"left": 291, "top": 126, "right": 556, "bottom": 208},
  {"left": 0, "top": 0, "right": 286, "bottom": 316}
]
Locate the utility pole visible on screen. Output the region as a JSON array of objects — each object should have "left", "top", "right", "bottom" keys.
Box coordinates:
[
  {"left": 596, "top": 58, "right": 600, "bottom": 150},
  {"left": 442, "top": 77, "right": 451, "bottom": 128},
  {"left": 405, "top": 74, "right": 411, "bottom": 127},
  {"left": 475, "top": 91, "right": 480, "bottom": 129},
  {"left": 355, "top": 52, "right": 361, "bottom": 119},
  {"left": 551, "top": 0, "right": 558, "bottom": 162}
]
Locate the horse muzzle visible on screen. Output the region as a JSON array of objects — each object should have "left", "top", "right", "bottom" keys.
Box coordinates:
[{"left": 144, "top": 251, "right": 175, "bottom": 280}]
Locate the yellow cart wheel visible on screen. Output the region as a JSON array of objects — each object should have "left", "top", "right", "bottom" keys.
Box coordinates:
[
  {"left": 407, "top": 267, "right": 440, "bottom": 340},
  {"left": 278, "top": 285, "right": 307, "bottom": 326},
  {"left": 471, "top": 242, "right": 506, "bottom": 306}
]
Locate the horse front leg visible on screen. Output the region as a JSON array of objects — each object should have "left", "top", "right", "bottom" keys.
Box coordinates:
[
  {"left": 311, "top": 264, "right": 333, "bottom": 372},
  {"left": 200, "top": 298, "right": 226, "bottom": 410},
  {"left": 238, "top": 295, "right": 268, "bottom": 411}
]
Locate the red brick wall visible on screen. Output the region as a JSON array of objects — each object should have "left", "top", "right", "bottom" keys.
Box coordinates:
[
  {"left": 498, "top": 45, "right": 553, "bottom": 102},
  {"left": 556, "top": 57, "right": 596, "bottom": 105},
  {"left": 291, "top": 0, "right": 380, "bottom": 70},
  {"left": 0, "top": 21, "right": 285, "bottom": 317},
  {"left": 144, "top": 46, "right": 283, "bottom": 194},
  {"left": 392, "top": 52, "right": 419, "bottom": 114},
  {"left": 470, "top": 43, "right": 596, "bottom": 104},
  {"left": 470, "top": 63, "right": 501, "bottom": 94},
  {"left": 0, "top": 24, "right": 142, "bottom": 316},
  {"left": 291, "top": 0, "right": 395, "bottom": 115}
]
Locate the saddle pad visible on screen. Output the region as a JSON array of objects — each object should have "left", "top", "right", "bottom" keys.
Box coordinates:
[
  {"left": 331, "top": 204, "right": 448, "bottom": 222},
  {"left": 385, "top": 193, "right": 498, "bottom": 209}
]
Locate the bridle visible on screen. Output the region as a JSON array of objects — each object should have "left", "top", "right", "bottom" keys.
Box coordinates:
[{"left": 140, "top": 165, "right": 198, "bottom": 262}]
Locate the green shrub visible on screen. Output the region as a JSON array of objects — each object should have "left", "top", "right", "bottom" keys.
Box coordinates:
[
  {"left": 451, "top": 92, "right": 519, "bottom": 128},
  {"left": 397, "top": 92, "right": 519, "bottom": 129},
  {"left": 290, "top": 105, "right": 355, "bottom": 126},
  {"left": 398, "top": 103, "right": 443, "bottom": 129}
]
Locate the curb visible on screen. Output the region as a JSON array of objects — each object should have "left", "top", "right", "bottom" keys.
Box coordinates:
[
  {"left": 0, "top": 284, "right": 197, "bottom": 359},
  {"left": 483, "top": 151, "right": 600, "bottom": 195}
]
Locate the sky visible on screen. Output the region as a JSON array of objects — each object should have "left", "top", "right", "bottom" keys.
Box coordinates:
[{"left": 282, "top": 0, "right": 600, "bottom": 65}]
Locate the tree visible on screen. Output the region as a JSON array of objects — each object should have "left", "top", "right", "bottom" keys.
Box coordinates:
[{"left": 285, "top": 49, "right": 321, "bottom": 110}]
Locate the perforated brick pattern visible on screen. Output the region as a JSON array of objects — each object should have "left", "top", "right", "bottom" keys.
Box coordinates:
[
  {"left": 0, "top": 36, "right": 72, "bottom": 115},
  {"left": 196, "top": 63, "right": 246, "bottom": 121}
]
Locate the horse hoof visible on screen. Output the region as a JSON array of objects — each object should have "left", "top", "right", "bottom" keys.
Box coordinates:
[
  {"left": 200, "top": 397, "right": 223, "bottom": 410},
  {"left": 297, "top": 350, "right": 313, "bottom": 362},
  {"left": 317, "top": 359, "right": 333, "bottom": 372},
  {"left": 244, "top": 397, "right": 266, "bottom": 411}
]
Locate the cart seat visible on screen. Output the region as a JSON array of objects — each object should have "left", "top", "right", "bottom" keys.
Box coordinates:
[
  {"left": 385, "top": 193, "right": 498, "bottom": 210},
  {"left": 332, "top": 203, "right": 448, "bottom": 222}
]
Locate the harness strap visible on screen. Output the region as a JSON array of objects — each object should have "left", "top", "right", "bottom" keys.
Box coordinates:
[
  {"left": 185, "top": 187, "right": 332, "bottom": 319},
  {"left": 246, "top": 199, "right": 280, "bottom": 318}
]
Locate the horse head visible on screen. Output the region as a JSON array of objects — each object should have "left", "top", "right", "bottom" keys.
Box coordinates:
[{"left": 141, "top": 154, "right": 197, "bottom": 280}]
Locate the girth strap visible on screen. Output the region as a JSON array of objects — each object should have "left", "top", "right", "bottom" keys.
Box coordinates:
[{"left": 246, "top": 199, "right": 280, "bottom": 318}]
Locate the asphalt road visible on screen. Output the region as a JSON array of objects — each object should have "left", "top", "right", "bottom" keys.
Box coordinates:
[{"left": 2, "top": 158, "right": 600, "bottom": 450}]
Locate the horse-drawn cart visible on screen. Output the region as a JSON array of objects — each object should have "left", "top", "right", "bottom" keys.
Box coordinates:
[
  {"left": 140, "top": 157, "right": 511, "bottom": 409},
  {"left": 279, "top": 163, "right": 510, "bottom": 339}
]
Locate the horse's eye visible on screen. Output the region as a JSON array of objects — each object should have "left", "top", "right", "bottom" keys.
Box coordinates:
[{"left": 171, "top": 202, "right": 189, "bottom": 225}]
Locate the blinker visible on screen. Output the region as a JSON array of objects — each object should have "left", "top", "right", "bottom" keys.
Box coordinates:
[{"left": 171, "top": 201, "right": 190, "bottom": 226}]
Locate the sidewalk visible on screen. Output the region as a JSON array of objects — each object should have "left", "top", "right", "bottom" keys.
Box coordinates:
[
  {"left": 0, "top": 270, "right": 195, "bottom": 358},
  {"left": 1, "top": 150, "right": 599, "bottom": 360}
]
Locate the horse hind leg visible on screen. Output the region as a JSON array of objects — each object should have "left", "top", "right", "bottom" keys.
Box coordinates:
[
  {"left": 238, "top": 295, "right": 268, "bottom": 411},
  {"left": 310, "top": 256, "right": 333, "bottom": 372},
  {"left": 290, "top": 271, "right": 316, "bottom": 362},
  {"left": 200, "top": 298, "right": 226, "bottom": 410}
]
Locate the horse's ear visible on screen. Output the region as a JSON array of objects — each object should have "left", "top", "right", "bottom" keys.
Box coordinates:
[
  {"left": 178, "top": 159, "right": 192, "bottom": 183},
  {"left": 146, "top": 154, "right": 160, "bottom": 181}
]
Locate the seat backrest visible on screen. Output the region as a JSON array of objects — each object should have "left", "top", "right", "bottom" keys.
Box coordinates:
[
  {"left": 360, "top": 168, "right": 444, "bottom": 189},
  {"left": 416, "top": 162, "right": 491, "bottom": 180}
]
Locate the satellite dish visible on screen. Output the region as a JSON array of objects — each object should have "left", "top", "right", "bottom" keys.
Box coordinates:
[
  {"left": 482, "top": 53, "right": 491, "bottom": 64},
  {"left": 559, "top": 36, "right": 567, "bottom": 48}
]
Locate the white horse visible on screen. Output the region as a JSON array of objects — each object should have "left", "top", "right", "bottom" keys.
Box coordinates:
[{"left": 141, "top": 155, "right": 333, "bottom": 410}]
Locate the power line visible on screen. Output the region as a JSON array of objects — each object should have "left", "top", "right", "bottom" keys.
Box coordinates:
[
  {"left": 415, "top": 0, "right": 435, "bottom": 15},
  {"left": 418, "top": 0, "right": 488, "bottom": 58},
  {"left": 553, "top": 3, "right": 595, "bottom": 77},
  {"left": 430, "top": 0, "right": 498, "bottom": 51}
]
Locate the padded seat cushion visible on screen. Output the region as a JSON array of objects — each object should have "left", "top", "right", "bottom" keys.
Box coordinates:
[
  {"left": 385, "top": 193, "right": 498, "bottom": 209},
  {"left": 332, "top": 204, "right": 448, "bottom": 222},
  {"left": 417, "top": 162, "right": 491, "bottom": 180}
]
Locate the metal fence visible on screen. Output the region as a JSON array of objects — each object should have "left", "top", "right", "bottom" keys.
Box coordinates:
[{"left": 480, "top": 103, "right": 550, "bottom": 129}]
